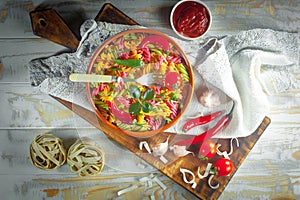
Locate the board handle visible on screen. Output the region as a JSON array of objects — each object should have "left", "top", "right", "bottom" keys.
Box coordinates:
[
  {"left": 30, "top": 9, "right": 80, "bottom": 51},
  {"left": 29, "top": 4, "right": 139, "bottom": 51}
]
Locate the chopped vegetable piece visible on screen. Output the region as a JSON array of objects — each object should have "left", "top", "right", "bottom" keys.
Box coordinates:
[
  {"left": 180, "top": 168, "right": 197, "bottom": 189},
  {"left": 139, "top": 35, "right": 170, "bottom": 51},
  {"left": 139, "top": 141, "right": 151, "bottom": 154},
  {"left": 197, "top": 163, "right": 212, "bottom": 179},
  {"left": 208, "top": 175, "right": 220, "bottom": 189}
]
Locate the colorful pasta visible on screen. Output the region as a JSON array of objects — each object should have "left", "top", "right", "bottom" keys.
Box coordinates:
[{"left": 89, "top": 30, "right": 192, "bottom": 133}]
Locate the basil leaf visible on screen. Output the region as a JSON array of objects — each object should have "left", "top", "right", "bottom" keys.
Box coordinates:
[
  {"left": 142, "top": 102, "right": 153, "bottom": 113},
  {"left": 129, "top": 85, "right": 141, "bottom": 99},
  {"left": 114, "top": 59, "right": 144, "bottom": 68},
  {"left": 142, "top": 89, "right": 154, "bottom": 100},
  {"left": 129, "top": 103, "right": 141, "bottom": 116}
]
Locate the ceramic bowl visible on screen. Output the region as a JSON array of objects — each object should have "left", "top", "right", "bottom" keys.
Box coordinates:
[
  {"left": 87, "top": 29, "right": 194, "bottom": 137},
  {"left": 170, "top": 0, "right": 212, "bottom": 40}
]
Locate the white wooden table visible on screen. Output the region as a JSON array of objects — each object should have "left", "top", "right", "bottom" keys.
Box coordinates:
[{"left": 0, "top": 0, "right": 299, "bottom": 199}]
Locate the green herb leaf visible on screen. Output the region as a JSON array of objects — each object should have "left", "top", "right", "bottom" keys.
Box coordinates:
[
  {"left": 129, "top": 85, "right": 141, "bottom": 99},
  {"left": 142, "top": 89, "right": 155, "bottom": 101},
  {"left": 142, "top": 102, "right": 153, "bottom": 113},
  {"left": 110, "top": 67, "right": 122, "bottom": 71},
  {"left": 129, "top": 103, "right": 141, "bottom": 116},
  {"left": 114, "top": 59, "right": 144, "bottom": 68},
  {"left": 172, "top": 83, "right": 179, "bottom": 90}
]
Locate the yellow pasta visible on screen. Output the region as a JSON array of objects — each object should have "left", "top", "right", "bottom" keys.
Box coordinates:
[{"left": 90, "top": 31, "right": 191, "bottom": 132}]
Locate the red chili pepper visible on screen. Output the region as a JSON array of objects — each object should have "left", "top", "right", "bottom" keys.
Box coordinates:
[
  {"left": 182, "top": 111, "right": 222, "bottom": 132},
  {"left": 107, "top": 101, "right": 134, "bottom": 124},
  {"left": 177, "top": 103, "right": 235, "bottom": 146},
  {"left": 138, "top": 35, "right": 170, "bottom": 51}
]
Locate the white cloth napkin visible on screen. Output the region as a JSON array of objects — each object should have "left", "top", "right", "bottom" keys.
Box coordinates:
[{"left": 29, "top": 20, "right": 299, "bottom": 138}]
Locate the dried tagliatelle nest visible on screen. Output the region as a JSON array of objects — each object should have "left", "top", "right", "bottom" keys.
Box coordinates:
[
  {"left": 67, "top": 137, "right": 105, "bottom": 176},
  {"left": 30, "top": 134, "right": 67, "bottom": 170}
]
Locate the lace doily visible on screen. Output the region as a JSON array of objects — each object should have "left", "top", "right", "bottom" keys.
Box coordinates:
[
  {"left": 29, "top": 20, "right": 299, "bottom": 139},
  {"left": 29, "top": 21, "right": 142, "bottom": 111},
  {"left": 29, "top": 134, "right": 67, "bottom": 170},
  {"left": 67, "top": 137, "right": 105, "bottom": 176}
]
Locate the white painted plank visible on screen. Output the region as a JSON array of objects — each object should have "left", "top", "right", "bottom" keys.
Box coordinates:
[
  {"left": 0, "top": 83, "right": 86, "bottom": 128},
  {"left": 0, "top": 0, "right": 299, "bottom": 199},
  {"left": 0, "top": 81, "right": 299, "bottom": 131},
  {"left": 0, "top": 0, "right": 299, "bottom": 39}
]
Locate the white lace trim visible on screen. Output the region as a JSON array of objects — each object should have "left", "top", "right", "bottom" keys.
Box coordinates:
[{"left": 29, "top": 21, "right": 299, "bottom": 138}]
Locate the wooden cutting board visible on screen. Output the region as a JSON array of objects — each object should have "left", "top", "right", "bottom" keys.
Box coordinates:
[{"left": 30, "top": 3, "right": 271, "bottom": 199}]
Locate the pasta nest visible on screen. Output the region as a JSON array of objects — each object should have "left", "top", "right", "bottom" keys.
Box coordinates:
[
  {"left": 67, "top": 137, "right": 105, "bottom": 176},
  {"left": 29, "top": 134, "right": 67, "bottom": 170}
]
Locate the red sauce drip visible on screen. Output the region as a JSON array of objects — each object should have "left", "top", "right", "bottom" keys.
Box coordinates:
[{"left": 172, "top": 1, "right": 210, "bottom": 38}]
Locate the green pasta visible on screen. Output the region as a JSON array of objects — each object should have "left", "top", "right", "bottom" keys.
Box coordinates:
[
  {"left": 89, "top": 30, "right": 191, "bottom": 133},
  {"left": 176, "top": 63, "right": 190, "bottom": 81}
]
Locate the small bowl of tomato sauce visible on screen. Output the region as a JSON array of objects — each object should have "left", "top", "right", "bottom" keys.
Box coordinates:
[{"left": 170, "top": 0, "right": 212, "bottom": 40}]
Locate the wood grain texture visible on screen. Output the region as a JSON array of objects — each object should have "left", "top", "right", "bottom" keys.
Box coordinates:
[
  {"left": 29, "top": 3, "right": 273, "bottom": 199},
  {"left": 30, "top": 9, "right": 79, "bottom": 51},
  {"left": 0, "top": 0, "right": 299, "bottom": 199}
]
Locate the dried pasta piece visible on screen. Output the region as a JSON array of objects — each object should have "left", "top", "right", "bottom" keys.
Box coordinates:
[
  {"left": 116, "top": 121, "right": 149, "bottom": 131},
  {"left": 175, "top": 63, "right": 190, "bottom": 81},
  {"left": 67, "top": 137, "right": 105, "bottom": 176},
  {"left": 29, "top": 134, "right": 66, "bottom": 170},
  {"left": 117, "top": 185, "right": 138, "bottom": 196}
]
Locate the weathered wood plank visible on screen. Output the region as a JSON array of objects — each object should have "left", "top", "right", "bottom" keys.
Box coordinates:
[
  {"left": 0, "top": 128, "right": 299, "bottom": 199},
  {"left": 0, "top": 84, "right": 86, "bottom": 128},
  {"left": 0, "top": 0, "right": 299, "bottom": 38},
  {"left": 0, "top": 39, "right": 65, "bottom": 83},
  {"left": 0, "top": 0, "right": 299, "bottom": 199}
]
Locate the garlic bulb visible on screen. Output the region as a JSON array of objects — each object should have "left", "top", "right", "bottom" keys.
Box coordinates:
[{"left": 198, "top": 89, "right": 221, "bottom": 108}]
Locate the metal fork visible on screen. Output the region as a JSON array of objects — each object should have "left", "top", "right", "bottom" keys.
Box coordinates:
[
  {"left": 122, "top": 73, "right": 165, "bottom": 86},
  {"left": 69, "top": 73, "right": 166, "bottom": 86}
]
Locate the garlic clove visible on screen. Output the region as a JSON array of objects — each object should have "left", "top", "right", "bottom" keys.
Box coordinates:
[
  {"left": 152, "top": 136, "right": 170, "bottom": 157},
  {"left": 170, "top": 145, "right": 194, "bottom": 157}
]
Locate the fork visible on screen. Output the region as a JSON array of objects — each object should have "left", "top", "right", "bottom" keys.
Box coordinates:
[{"left": 69, "top": 73, "right": 166, "bottom": 86}]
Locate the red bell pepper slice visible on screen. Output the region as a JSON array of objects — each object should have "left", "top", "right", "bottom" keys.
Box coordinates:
[
  {"left": 164, "top": 72, "right": 183, "bottom": 91},
  {"left": 138, "top": 35, "right": 170, "bottom": 51},
  {"left": 107, "top": 101, "right": 134, "bottom": 124}
]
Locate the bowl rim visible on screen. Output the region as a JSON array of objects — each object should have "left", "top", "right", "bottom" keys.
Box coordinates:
[
  {"left": 170, "top": 0, "right": 212, "bottom": 40},
  {"left": 86, "top": 28, "right": 194, "bottom": 138}
]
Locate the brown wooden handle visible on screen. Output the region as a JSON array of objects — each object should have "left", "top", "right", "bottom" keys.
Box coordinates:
[
  {"left": 95, "top": 3, "right": 139, "bottom": 25},
  {"left": 30, "top": 9, "right": 80, "bottom": 51},
  {"left": 29, "top": 4, "right": 138, "bottom": 51}
]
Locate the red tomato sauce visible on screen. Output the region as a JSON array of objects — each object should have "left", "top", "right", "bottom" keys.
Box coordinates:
[{"left": 172, "top": 1, "right": 210, "bottom": 38}]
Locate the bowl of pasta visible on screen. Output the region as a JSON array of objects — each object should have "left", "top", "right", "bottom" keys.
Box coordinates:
[{"left": 87, "top": 29, "right": 194, "bottom": 137}]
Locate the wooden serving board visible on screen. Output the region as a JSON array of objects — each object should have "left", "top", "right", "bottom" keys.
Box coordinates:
[{"left": 30, "top": 3, "right": 271, "bottom": 199}]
